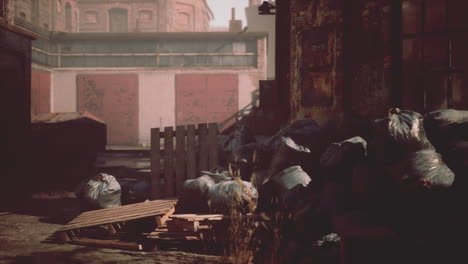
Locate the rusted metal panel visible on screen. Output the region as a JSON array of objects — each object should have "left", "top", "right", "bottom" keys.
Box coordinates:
[
  {"left": 31, "top": 69, "right": 51, "bottom": 115},
  {"left": 77, "top": 74, "right": 138, "bottom": 146},
  {"left": 402, "top": 0, "right": 423, "bottom": 35},
  {"left": 452, "top": 72, "right": 468, "bottom": 110},
  {"left": 289, "top": 0, "right": 344, "bottom": 123},
  {"left": 349, "top": 0, "right": 393, "bottom": 118},
  {"left": 401, "top": 38, "right": 424, "bottom": 112},
  {"left": 175, "top": 74, "right": 238, "bottom": 131}
]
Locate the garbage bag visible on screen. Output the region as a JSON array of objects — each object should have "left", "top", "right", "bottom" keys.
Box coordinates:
[
  {"left": 271, "top": 165, "right": 311, "bottom": 191},
  {"left": 320, "top": 114, "right": 372, "bottom": 146},
  {"left": 390, "top": 150, "right": 455, "bottom": 192},
  {"left": 208, "top": 179, "right": 258, "bottom": 214},
  {"left": 263, "top": 119, "right": 319, "bottom": 152},
  {"left": 228, "top": 142, "right": 258, "bottom": 181},
  {"left": 119, "top": 179, "right": 150, "bottom": 205},
  {"left": 268, "top": 137, "right": 311, "bottom": 181},
  {"left": 425, "top": 109, "right": 468, "bottom": 149},
  {"left": 180, "top": 175, "right": 216, "bottom": 213},
  {"left": 320, "top": 136, "right": 367, "bottom": 170},
  {"left": 371, "top": 108, "right": 455, "bottom": 192},
  {"left": 223, "top": 124, "right": 256, "bottom": 156},
  {"left": 78, "top": 173, "right": 122, "bottom": 209},
  {"left": 199, "top": 169, "right": 232, "bottom": 183},
  {"left": 373, "top": 108, "right": 433, "bottom": 149}
]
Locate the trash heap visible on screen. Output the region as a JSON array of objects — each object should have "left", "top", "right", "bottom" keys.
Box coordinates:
[{"left": 178, "top": 108, "right": 468, "bottom": 264}]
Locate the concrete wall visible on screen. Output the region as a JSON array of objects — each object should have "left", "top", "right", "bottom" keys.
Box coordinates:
[
  {"left": 246, "top": 4, "right": 275, "bottom": 80},
  {"left": 52, "top": 68, "right": 261, "bottom": 146}
]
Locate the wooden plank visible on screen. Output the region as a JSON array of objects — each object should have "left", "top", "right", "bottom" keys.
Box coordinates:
[
  {"left": 158, "top": 129, "right": 200, "bottom": 138},
  {"left": 151, "top": 128, "right": 161, "bottom": 199},
  {"left": 59, "top": 199, "right": 178, "bottom": 231},
  {"left": 186, "top": 125, "right": 196, "bottom": 180},
  {"left": 63, "top": 202, "right": 177, "bottom": 224},
  {"left": 56, "top": 232, "right": 70, "bottom": 243},
  {"left": 59, "top": 208, "right": 174, "bottom": 230},
  {"left": 170, "top": 214, "right": 224, "bottom": 221},
  {"left": 175, "top": 126, "right": 186, "bottom": 196},
  {"left": 167, "top": 219, "right": 200, "bottom": 231},
  {"left": 66, "top": 198, "right": 178, "bottom": 219},
  {"left": 208, "top": 123, "right": 219, "bottom": 170},
  {"left": 198, "top": 123, "right": 209, "bottom": 172},
  {"left": 147, "top": 235, "right": 201, "bottom": 241},
  {"left": 70, "top": 237, "right": 143, "bottom": 251},
  {"left": 155, "top": 206, "right": 176, "bottom": 227},
  {"left": 164, "top": 126, "right": 175, "bottom": 197}
]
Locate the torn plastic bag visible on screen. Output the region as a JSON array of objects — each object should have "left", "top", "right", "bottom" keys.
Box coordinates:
[
  {"left": 208, "top": 179, "right": 258, "bottom": 214},
  {"left": 79, "top": 173, "right": 122, "bottom": 209}
]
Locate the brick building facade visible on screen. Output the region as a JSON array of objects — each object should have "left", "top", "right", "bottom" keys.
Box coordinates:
[
  {"left": 13, "top": 0, "right": 212, "bottom": 33},
  {"left": 4, "top": 0, "right": 271, "bottom": 146}
]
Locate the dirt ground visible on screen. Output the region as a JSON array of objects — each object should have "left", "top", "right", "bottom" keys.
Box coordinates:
[{"left": 0, "top": 192, "right": 227, "bottom": 264}]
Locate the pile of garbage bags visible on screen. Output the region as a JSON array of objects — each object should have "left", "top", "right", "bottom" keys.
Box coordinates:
[{"left": 179, "top": 108, "right": 468, "bottom": 264}]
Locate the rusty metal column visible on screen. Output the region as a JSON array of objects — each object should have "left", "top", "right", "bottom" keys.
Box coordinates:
[
  {"left": 275, "top": 0, "right": 291, "bottom": 123},
  {"left": 391, "top": 0, "right": 403, "bottom": 108}
]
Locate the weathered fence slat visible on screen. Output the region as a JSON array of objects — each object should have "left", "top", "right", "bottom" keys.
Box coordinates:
[
  {"left": 151, "top": 123, "right": 219, "bottom": 199},
  {"left": 175, "top": 126, "right": 186, "bottom": 196},
  {"left": 198, "top": 123, "right": 209, "bottom": 172},
  {"left": 150, "top": 128, "right": 160, "bottom": 200},
  {"left": 186, "top": 125, "right": 196, "bottom": 180},
  {"left": 164, "top": 127, "right": 175, "bottom": 197},
  {"left": 208, "top": 123, "right": 219, "bottom": 170}
]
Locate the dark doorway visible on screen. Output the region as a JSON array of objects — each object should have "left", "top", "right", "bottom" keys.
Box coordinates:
[{"left": 109, "top": 8, "right": 128, "bottom": 32}]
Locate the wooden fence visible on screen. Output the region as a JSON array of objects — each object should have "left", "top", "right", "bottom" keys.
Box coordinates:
[{"left": 150, "top": 123, "right": 219, "bottom": 199}]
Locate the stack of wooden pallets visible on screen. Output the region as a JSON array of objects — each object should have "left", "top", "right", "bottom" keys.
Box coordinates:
[{"left": 51, "top": 198, "right": 178, "bottom": 251}]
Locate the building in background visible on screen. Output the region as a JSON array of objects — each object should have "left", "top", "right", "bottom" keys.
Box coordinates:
[
  {"left": 13, "top": 0, "right": 212, "bottom": 33},
  {"left": 7, "top": 0, "right": 269, "bottom": 147}
]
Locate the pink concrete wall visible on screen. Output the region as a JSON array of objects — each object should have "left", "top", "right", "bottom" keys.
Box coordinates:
[
  {"left": 31, "top": 69, "right": 51, "bottom": 115},
  {"left": 175, "top": 74, "right": 238, "bottom": 131},
  {"left": 76, "top": 74, "right": 139, "bottom": 146}
]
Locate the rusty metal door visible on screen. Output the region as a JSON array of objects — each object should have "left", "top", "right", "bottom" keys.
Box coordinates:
[
  {"left": 77, "top": 74, "right": 138, "bottom": 146},
  {"left": 175, "top": 74, "right": 238, "bottom": 131}
]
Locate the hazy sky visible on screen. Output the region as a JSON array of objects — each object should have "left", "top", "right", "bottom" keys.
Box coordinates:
[{"left": 206, "top": 0, "right": 249, "bottom": 28}]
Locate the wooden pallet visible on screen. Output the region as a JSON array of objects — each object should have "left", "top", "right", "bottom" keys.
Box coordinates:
[
  {"left": 54, "top": 198, "right": 178, "bottom": 244},
  {"left": 147, "top": 214, "right": 225, "bottom": 242}
]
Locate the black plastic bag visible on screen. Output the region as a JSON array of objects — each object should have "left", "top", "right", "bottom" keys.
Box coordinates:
[
  {"left": 371, "top": 108, "right": 455, "bottom": 192},
  {"left": 320, "top": 136, "right": 367, "bottom": 170}
]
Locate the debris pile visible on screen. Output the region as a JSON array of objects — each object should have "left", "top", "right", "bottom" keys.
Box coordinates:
[{"left": 54, "top": 108, "right": 468, "bottom": 263}]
